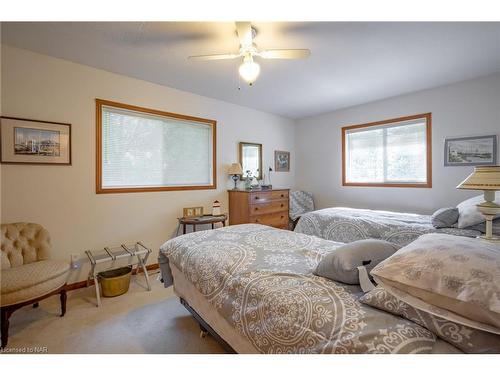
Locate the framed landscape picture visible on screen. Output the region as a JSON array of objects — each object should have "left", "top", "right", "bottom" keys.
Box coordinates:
[
  {"left": 274, "top": 150, "right": 290, "bottom": 172},
  {"left": 0, "top": 117, "right": 71, "bottom": 165},
  {"left": 444, "top": 135, "right": 497, "bottom": 167}
]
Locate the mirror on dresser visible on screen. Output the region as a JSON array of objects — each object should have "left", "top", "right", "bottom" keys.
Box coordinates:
[{"left": 239, "top": 142, "right": 262, "bottom": 180}]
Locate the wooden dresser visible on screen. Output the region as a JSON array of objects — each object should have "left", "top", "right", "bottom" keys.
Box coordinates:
[{"left": 228, "top": 189, "right": 289, "bottom": 229}]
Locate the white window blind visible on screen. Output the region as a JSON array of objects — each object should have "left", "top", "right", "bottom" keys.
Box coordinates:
[
  {"left": 101, "top": 105, "right": 214, "bottom": 189},
  {"left": 344, "top": 117, "right": 429, "bottom": 185}
]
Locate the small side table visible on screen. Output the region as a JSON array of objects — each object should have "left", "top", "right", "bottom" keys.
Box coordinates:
[{"left": 178, "top": 214, "right": 228, "bottom": 235}]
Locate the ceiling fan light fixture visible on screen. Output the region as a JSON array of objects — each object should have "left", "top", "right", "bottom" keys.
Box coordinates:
[
  {"left": 188, "top": 22, "right": 310, "bottom": 86},
  {"left": 238, "top": 56, "right": 260, "bottom": 85}
]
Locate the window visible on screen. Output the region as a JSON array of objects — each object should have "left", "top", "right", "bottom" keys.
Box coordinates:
[
  {"left": 342, "top": 113, "right": 431, "bottom": 188},
  {"left": 96, "top": 99, "right": 216, "bottom": 193}
]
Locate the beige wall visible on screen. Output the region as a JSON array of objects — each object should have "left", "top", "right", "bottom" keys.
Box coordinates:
[
  {"left": 296, "top": 73, "right": 500, "bottom": 214},
  {"left": 1, "top": 45, "right": 296, "bottom": 282}
]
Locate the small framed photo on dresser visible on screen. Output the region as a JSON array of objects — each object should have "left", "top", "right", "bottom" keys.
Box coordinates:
[{"left": 0, "top": 116, "right": 72, "bottom": 165}]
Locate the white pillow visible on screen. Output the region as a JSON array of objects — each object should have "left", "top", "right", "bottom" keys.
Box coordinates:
[
  {"left": 456, "top": 192, "right": 500, "bottom": 229},
  {"left": 371, "top": 233, "right": 500, "bottom": 332}
]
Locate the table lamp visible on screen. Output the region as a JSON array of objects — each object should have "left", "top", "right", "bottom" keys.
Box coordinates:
[
  {"left": 457, "top": 165, "right": 500, "bottom": 241},
  {"left": 228, "top": 163, "right": 243, "bottom": 190}
]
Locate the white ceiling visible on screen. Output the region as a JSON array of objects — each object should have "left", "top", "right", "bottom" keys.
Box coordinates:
[{"left": 2, "top": 22, "right": 499, "bottom": 119}]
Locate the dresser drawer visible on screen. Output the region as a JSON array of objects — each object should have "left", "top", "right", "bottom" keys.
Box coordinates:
[
  {"left": 249, "top": 190, "right": 288, "bottom": 203},
  {"left": 250, "top": 212, "right": 288, "bottom": 227},
  {"left": 249, "top": 191, "right": 271, "bottom": 203},
  {"left": 250, "top": 201, "right": 288, "bottom": 216},
  {"left": 270, "top": 190, "right": 289, "bottom": 200}
]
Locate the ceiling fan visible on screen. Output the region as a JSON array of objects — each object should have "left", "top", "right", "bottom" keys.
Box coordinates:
[{"left": 188, "top": 22, "right": 311, "bottom": 85}]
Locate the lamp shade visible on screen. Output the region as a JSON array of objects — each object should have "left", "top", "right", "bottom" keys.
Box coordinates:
[
  {"left": 456, "top": 166, "right": 500, "bottom": 190},
  {"left": 228, "top": 163, "right": 243, "bottom": 175}
]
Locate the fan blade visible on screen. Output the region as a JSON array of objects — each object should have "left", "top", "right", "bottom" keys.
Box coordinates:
[
  {"left": 188, "top": 53, "right": 240, "bottom": 61},
  {"left": 259, "top": 49, "right": 311, "bottom": 59},
  {"left": 235, "top": 22, "right": 253, "bottom": 48}
]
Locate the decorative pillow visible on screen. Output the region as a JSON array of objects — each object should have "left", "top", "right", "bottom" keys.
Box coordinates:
[
  {"left": 431, "top": 207, "right": 459, "bottom": 228},
  {"left": 456, "top": 192, "right": 500, "bottom": 229},
  {"left": 360, "top": 286, "right": 500, "bottom": 353},
  {"left": 371, "top": 233, "right": 500, "bottom": 330},
  {"left": 314, "top": 239, "right": 399, "bottom": 284},
  {"left": 466, "top": 218, "right": 500, "bottom": 235}
]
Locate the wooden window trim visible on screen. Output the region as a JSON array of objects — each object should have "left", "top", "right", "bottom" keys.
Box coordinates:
[
  {"left": 96, "top": 99, "right": 217, "bottom": 194},
  {"left": 341, "top": 113, "right": 432, "bottom": 188}
]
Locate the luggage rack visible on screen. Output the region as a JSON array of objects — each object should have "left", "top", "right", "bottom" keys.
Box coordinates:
[{"left": 85, "top": 242, "right": 152, "bottom": 307}]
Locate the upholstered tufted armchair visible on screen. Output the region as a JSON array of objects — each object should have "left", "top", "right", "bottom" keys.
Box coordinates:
[{"left": 1, "top": 223, "right": 70, "bottom": 348}]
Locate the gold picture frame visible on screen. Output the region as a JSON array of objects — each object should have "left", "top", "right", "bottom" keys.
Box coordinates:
[
  {"left": 239, "top": 142, "right": 262, "bottom": 179},
  {"left": 183, "top": 206, "right": 204, "bottom": 218}
]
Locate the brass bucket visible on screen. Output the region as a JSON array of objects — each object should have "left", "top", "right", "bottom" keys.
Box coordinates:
[{"left": 98, "top": 266, "right": 132, "bottom": 297}]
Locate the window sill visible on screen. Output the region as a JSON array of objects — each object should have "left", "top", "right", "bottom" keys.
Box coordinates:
[
  {"left": 342, "top": 182, "right": 432, "bottom": 188},
  {"left": 96, "top": 184, "right": 217, "bottom": 194}
]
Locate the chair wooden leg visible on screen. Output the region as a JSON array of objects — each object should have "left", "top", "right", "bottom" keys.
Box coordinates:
[
  {"left": 1, "top": 308, "right": 12, "bottom": 349},
  {"left": 1, "top": 285, "right": 68, "bottom": 347},
  {"left": 60, "top": 288, "right": 67, "bottom": 317}
]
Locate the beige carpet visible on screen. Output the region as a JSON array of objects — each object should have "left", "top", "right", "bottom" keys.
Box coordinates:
[{"left": 2, "top": 271, "right": 226, "bottom": 354}]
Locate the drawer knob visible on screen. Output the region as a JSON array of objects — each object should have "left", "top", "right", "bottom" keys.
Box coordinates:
[
  {"left": 281, "top": 194, "right": 284, "bottom": 198},
  {"left": 281, "top": 215, "right": 284, "bottom": 219},
  {"left": 255, "top": 207, "right": 259, "bottom": 211},
  {"left": 281, "top": 204, "right": 284, "bottom": 208},
  {"left": 255, "top": 196, "right": 260, "bottom": 200},
  {"left": 255, "top": 219, "right": 259, "bottom": 223}
]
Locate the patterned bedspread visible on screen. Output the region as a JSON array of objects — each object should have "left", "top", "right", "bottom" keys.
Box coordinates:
[
  {"left": 159, "top": 224, "right": 443, "bottom": 354},
  {"left": 294, "top": 207, "right": 480, "bottom": 247}
]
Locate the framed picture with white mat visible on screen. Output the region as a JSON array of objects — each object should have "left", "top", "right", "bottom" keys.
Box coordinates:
[{"left": 0, "top": 116, "right": 71, "bottom": 165}]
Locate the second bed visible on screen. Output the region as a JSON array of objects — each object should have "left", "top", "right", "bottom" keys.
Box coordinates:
[{"left": 294, "top": 207, "right": 480, "bottom": 247}]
